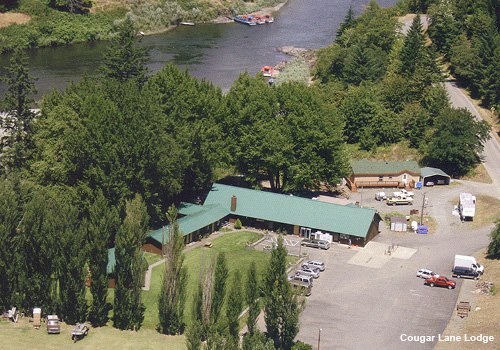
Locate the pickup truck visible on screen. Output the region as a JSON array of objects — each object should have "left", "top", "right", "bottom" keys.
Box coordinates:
[
  {"left": 393, "top": 189, "right": 414, "bottom": 198},
  {"left": 387, "top": 196, "right": 413, "bottom": 205}
]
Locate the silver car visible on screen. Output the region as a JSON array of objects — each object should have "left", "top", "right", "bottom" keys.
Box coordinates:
[
  {"left": 306, "top": 260, "right": 325, "bottom": 271},
  {"left": 297, "top": 267, "right": 320, "bottom": 279}
]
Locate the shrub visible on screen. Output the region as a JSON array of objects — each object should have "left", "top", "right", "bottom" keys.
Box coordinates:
[{"left": 234, "top": 218, "right": 242, "bottom": 229}]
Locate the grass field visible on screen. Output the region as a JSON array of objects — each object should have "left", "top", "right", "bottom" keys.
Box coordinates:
[
  {"left": 462, "top": 163, "right": 493, "bottom": 184},
  {"left": 0, "top": 231, "right": 275, "bottom": 349},
  {"left": 0, "top": 320, "right": 186, "bottom": 350},
  {"left": 142, "top": 230, "right": 270, "bottom": 329},
  {"left": 472, "top": 195, "right": 500, "bottom": 228}
]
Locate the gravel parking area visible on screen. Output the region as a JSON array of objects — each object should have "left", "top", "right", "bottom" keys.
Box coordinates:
[{"left": 295, "top": 181, "right": 499, "bottom": 349}]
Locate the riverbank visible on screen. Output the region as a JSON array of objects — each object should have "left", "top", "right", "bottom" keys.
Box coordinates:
[{"left": 0, "top": 0, "right": 289, "bottom": 54}]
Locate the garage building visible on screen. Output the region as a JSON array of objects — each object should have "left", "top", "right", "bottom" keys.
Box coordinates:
[{"left": 420, "top": 167, "right": 451, "bottom": 186}]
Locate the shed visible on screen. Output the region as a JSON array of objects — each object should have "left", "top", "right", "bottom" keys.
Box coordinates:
[
  {"left": 420, "top": 167, "right": 451, "bottom": 186},
  {"left": 390, "top": 216, "right": 407, "bottom": 232}
]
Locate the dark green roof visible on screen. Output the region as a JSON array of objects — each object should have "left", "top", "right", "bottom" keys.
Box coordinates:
[
  {"left": 204, "top": 184, "right": 377, "bottom": 238},
  {"left": 420, "top": 167, "right": 450, "bottom": 179},
  {"left": 107, "top": 247, "right": 115, "bottom": 275},
  {"left": 351, "top": 159, "right": 421, "bottom": 176},
  {"left": 148, "top": 204, "right": 228, "bottom": 245}
]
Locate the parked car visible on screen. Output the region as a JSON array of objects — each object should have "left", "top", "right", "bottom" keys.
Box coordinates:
[
  {"left": 291, "top": 274, "right": 313, "bottom": 286},
  {"left": 306, "top": 260, "right": 325, "bottom": 271},
  {"left": 46, "top": 315, "right": 60, "bottom": 334},
  {"left": 301, "top": 239, "right": 330, "bottom": 250},
  {"left": 424, "top": 276, "right": 456, "bottom": 289},
  {"left": 416, "top": 268, "right": 437, "bottom": 279},
  {"left": 452, "top": 266, "right": 480, "bottom": 280},
  {"left": 290, "top": 280, "right": 312, "bottom": 296},
  {"left": 297, "top": 267, "right": 320, "bottom": 279},
  {"left": 301, "top": 264, "right": 321, "bottom": 274},
  {"left": 393, "top": 189, "right": 414, "bottom": 198},
  {"left": 375, "top": 192, "right": 387, "bottom": 201}
]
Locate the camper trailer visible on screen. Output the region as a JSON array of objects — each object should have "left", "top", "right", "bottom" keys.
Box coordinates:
[{"left": 458, "top": 193, "right": 476, "bottom": 221}]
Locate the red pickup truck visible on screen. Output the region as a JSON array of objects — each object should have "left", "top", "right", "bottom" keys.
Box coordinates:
[{"left": 425, "top": 276, "right": 456, "bottom": 289}]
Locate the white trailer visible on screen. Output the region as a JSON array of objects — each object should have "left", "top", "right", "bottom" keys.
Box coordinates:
[
  {"left": 458, "top": 193, "right": 476, "bottom": 221},
  {"left": 454, "top": 255, "right": 484, "bottom": 274}
]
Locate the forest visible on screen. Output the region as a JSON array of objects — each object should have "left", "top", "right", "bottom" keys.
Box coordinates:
[{"left": 0, "top": 0, "right": 497, "bottom": 349}]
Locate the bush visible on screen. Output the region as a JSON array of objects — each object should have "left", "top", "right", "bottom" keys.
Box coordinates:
[{"left": 234, "top": 218, "right": 242, "bottom": 229}]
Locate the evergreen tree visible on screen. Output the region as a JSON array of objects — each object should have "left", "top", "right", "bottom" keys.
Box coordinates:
[
  {"left": 226, "top": 271, "right": 243, "bottom": 341},
  {"left": 113, "top": 194, "right": 148, "bottom": 330},
  {"left": 400, "top": 15, "right": 426, "bottom": 76},
  {"left": 185, "top": 319, "right": 203, "bottom": 350},
  {"left": 246, "top": 261, "right": 260, "bottom": 336},
  {"left": 211, "top": 252, "right": 229, "bottom": 324},
  {"left": 158, "top": 205, "right": 188, "bottom": 335},
  {"left": 12, "top": 187, "right": 58, "bottom": 313},
  {"left": 47, "top": 0, "right": 92, "bottom": 13},
  {"left": 427, "top": 0, "right": 460, "bottom": 57},
  {"left": 0, "top": 178, "right": 22, "bottom": 310},
  {"left": 487, "top": 220, "right": 500, "bottom": 259},
  {"left": 264, "top": 236, "right": 300, "bottom": 350},
  {"left": 101, "top": 17, "right": 148, "bottom": 84},
  {"left": 342, "top": 43, "right": 387, "bottom": 85},
  {"left": 87, "top": 191, "right": 119, "bottom": 327},
  {"left": 58, "top": 200, "right": 87, "bottom": 324},
  {"left": 0, "top": 48, "right": 37, "bottom": 172},
  {"left": 242, "top": 330, "right": 276, "bottom": 350},
  {"left": 336, "top": 6, "right": 355, "bottom": 40}
]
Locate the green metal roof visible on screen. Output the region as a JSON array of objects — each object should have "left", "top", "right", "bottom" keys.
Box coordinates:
[
  {"left": 203, "top": 184, "right": 377, "bottom": 238},
  {"left": 178, "top": 202, "right": 206, "bottom": 215},
  {"left": 351, "top": 159, "right": 421, "bottom": 176},
  {"left": 148, "top": 204, "right": 228, "bottom": 245},
  {"left": 420, "top": 167, "right": 450, "bottom": 179},
  {"left": 107, "top": 247, "right": 115, "bottom": 275}
]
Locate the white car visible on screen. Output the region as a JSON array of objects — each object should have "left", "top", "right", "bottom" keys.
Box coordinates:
[
  {"left": 416, "top": 268, "right": 438, "bottom": 279},
  {"left": 306, "top": 260, "right": 325, "bottom": 271},
  {"left": 297, "top": 267, "right": 320, "bottom": 279}
]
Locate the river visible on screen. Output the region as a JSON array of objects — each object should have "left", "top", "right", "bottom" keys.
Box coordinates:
[{"left": 0, "top": 0, "right": 397, "bottom": 99}]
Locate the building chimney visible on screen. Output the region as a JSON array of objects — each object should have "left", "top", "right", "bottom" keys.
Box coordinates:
[{"left": 230, "top": 195, "right": 237, "bottom": 212}]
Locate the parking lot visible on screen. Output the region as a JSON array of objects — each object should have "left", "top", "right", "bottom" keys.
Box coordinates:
[{"left": 295, "top": 181, "right": 498, "bottom": 349}]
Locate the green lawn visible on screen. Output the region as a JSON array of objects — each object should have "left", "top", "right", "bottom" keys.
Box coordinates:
[
  {"left": 141, "top": 230, "right": 269, "bottom": 330},
  {"left": 0, "top": 319, "right": 185, "bottom": 350},
  {"left": 0, "top": 231, "right": 273, "bottom": 349}
]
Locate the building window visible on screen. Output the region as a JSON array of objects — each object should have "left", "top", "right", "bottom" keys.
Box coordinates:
[
  {"left": 340, "top": 234, "right": 349, "bottom": 240},
  {"left": 389, "top": 176, "right": 393, "bottom": 179},
  {"left": 378, "top": 176, "right": 383, "bottom": 181}
]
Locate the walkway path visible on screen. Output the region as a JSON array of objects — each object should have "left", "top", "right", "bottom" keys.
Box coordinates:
[{"left": 142, "top": 227, "right": 240, "bottom": 291}]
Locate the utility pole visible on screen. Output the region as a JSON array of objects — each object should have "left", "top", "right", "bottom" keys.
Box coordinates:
[
  {"left": 360, "top": 186, "right": 363, "bottom": 207},
  {"left": 317, "top": 328, "right": 322, "bottom": 350},
  {"left": 420, "top": 193, "right": 426, "bottom": 226}
]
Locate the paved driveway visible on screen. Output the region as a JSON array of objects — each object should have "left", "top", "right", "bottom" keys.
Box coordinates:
[{"left": 296, "top": 182, "right": 497, "bottom": 349}]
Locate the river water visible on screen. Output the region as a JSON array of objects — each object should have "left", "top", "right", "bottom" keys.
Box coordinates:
[{"left": 0, "top": 0, "right": 397, "bottom": 99}]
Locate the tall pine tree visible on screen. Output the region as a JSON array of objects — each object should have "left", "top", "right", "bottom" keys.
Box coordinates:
[
  {"left": 226, "top": 271, "right": 243, "bottom": 342},
  {"left": 400, "top": 15, "right": 426, "bottom": 76},
  {"left": 113, "top": 194, "right": 148, "bottom": 330},
  {"left": 158, "top": 205, "right": 188, "bottom": 335},
  {"left": 264, "top": 236, "right": 301, "bottom": 350},
  {"left": 0, "top": 49, "right": 37, "bottom": 172},
  {"left": 245, "top": 261, "right": 260, "bottom": 336},
  {"left": 87, "top": 191, "right": 119, "bottom": 326},
  {"left": 101, "top": 17, "right": 148, "bottom": 85}
]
